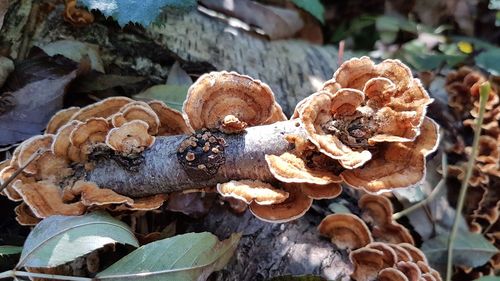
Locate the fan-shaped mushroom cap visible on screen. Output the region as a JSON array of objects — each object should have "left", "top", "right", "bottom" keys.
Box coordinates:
[
  {"left": 0, "top": 165, "right": 32, "bottom": 201},
  {"left": 70, "top": 118, "right": 110, "bottom": 161},
  {"left": 299, "top": 182, "right": 342, "bottom": 199},
  {"left": 299, "top": 91, "right": 372, "bottom": 169},
  {"left": 64, "top": 0, "right": 94, "bottom": 26},
  {"left": 359, "top": 194, "right": 393, "bottom": 226},
  {"left": 15, "top": 203, "right": 40, "bottom": 225},
  {"left": 341, "top": 117, "right": 439, "bottom": 193},
  {"left": 378, "top": 268, "right": 409, "bottom": 281},
  {"left": 349, "top": 247, "right": 386, "bottom": 281},
  {"left": 222, "top": 197, "right": 248, "bottom": 213},
  {"left": 298, "top": 57, "right": 433, "bottom": 169},
  {"left": 17, "top": 135, "right": 54, "bottom": 174},
  {"left": 105, "top": 120, "right": 155, "bottom": 154},
  {"left": 46, "top": 106, "right": 80, "bottom": 134},
  {"left": 52, "top": 120, "right": 83, "bottom": 162},
  {"left": 318, "top": 213, "right": 373, "bottom": 250},
  {"left": 9, "top": 144, "right": 22, "bottom": 168},
  {"left": 148, "top": 101, "right": 193, "bottom": 135},
  {"left": 219, "top": 114, "right": 248, "bottom": 134},
  {"left": 416, "top": 261, "right": 432, "bottom": 274},
  {"left": 466, "top": 135, "right": 500, "bottom": 164},
  {"left": 183, "top": 71, "right": 277, "bottom": 130},
  {"left": 420, "top": 273, "right": 438, "bottom": 281},
  {"left": 265, "top": 152, "right": 342, "bottom": 185},
  {"left": 216, "top": 180, "right": 289, "bottom": 205},
  {"left": 62, "top": 180, "right": 133, "bottom": 207},
  {"left": 264, "top": 104, "right": 288, "bottom": 124},
  {"left": 366, "top": 242, "right": 398, "bottom": 267},
  {"left": 249, "top": 184, "right": 312, "bottom": 223},
  {"left": 373, "top": 224, "right": 415, "bottom": 245},
  {"left": 398, "top": 243, "right": 428, "bottom": 264},
  {"left": 396, "top": 261, "right": 422, "bottom": 281},
  {"left": 35, "top": 152, "right": 72, "bottom": 182},
  {"left": 114, "top": 194, "right": 168, "bottom": 211},
  {"left": 71, "top": 96, "right": 133, "bottom": 121},
  {"left": 12, "top": 180, "right": 85, "bottom": 218},
  {"left": 388, "top": 244, "right": 413, "bottom": 262},
  {"left": 111, "top": 101, "right": 160, "bottom": 135}
]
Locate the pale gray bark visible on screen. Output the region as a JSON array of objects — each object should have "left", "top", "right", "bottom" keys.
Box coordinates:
[{"left": 88, "top": 120, "right": 305, "bottom": 197}]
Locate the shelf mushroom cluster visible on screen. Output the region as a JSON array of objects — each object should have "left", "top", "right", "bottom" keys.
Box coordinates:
[
  {"left": 318, "top": 194, "right": 442, "bottom": 281},
  {"left": 216, "top": 57, "right": 438, "bottom": 222},
  {"left": 444, "top": 67, "right": 500, "bottom": 277},
  {"left": 2, "top": 57, "right": 439, "bottom": 225},
  {"left": 0, "top": 97, "right": 192, "bottom": 224}
]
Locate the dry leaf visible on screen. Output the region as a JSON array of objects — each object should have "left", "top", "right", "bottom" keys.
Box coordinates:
[{"left": 200, "top": 0, "right": 304, "bottom": 39}]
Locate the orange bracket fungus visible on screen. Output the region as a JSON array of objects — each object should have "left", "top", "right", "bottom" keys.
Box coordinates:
[
  {"left": 317, "top": 213, "right": 373, "bottom": 250},
  {"left": 2, "top": 57, "right": 439, "bottom": 225}
]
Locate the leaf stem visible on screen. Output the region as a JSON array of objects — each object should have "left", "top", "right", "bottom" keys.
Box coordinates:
[{"left": 445, "top": 81, "right": 490, "bottom": 281}]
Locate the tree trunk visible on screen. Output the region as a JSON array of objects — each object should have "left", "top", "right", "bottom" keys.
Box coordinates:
[{"left": 0, "top": 2, "right": 351, "bottom": 280}]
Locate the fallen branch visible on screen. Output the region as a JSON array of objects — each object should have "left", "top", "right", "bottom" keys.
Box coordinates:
[{"left": 87, "top": 120, "right": 304, "bottom": 197}]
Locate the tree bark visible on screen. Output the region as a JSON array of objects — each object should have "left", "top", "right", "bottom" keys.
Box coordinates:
[{"left": 185, "top": 203, "right": 352, "bottom": 281}]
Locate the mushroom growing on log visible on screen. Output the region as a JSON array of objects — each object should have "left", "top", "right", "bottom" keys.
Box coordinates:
[{"left": 1, "top": 57, "right": 439, "bottom": 225}]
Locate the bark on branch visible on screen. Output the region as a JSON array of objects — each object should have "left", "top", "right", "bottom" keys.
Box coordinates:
[{"left": 87, "top": 120, "right": 305, "bottom": 197}]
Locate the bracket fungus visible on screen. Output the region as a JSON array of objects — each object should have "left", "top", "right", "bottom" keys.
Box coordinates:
[
  {"left": 350, "top": 247, "right": 388, "bottom": 281},
  {"left": 318, "top": 213, "right": 373, "bottom": 250},
  {"left": 358, "top": 194, "right": 415, "bottom": 244},
  {"left": 249, "top": 184, "right": 313, "bottom": 223},
  {"left": 378, "top": 267, "right": 409, "bottom": 281},
  {"left": 2, "top": 58, "right": 440, "bottom": 226},
  {"left": 295, "top": 57, "right": 438, "bottom": 194},
  {"left": 64, "top": 0, "right": 94, "bottom": 26},
  {"left": 110, "top": 101, "right": 160, "bottom": 135},
  {"left": 106, "top": 120, "right": 155, "bottom": 155},
  {"left": 45, "top": 106, "right": 80, "bottom": 134},
  {"left": 183, "top": 71, "right": 285, "bottom": 133},
  {"left": 216, "top": 180, "right": 289, "bottom": 205},
  {"left": 2, "top": 97, "right": 189, "bottom": 223},
  {"left": 70, "top": 118, "right": 110, "bottom": 161}
]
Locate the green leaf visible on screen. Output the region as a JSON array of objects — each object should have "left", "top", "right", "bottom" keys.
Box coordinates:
[
  {"left": 0, "top": 246, "right": 22, "bottom": 257},
  {"left": 475, "top": 277, "right": 500, "bottom": 281},
  {"left": 475, "top": 48, "right": 500, "bottom": 75},
  {"left": 96, "top": 232, "right": 241, "bottom": 281},
  {"left": 375, "top": 15, "right": 417, "bottom": 44},
  {"left": 291, "top": 0, "right": 324, "bottom": 24},
  {"left": 133, "top": 61, "right": 191, "bottom": 111},
  {"left": 78, "top": 0, "right": 196, "bottom": 27},
  {"left": 17, "top": 212, "right": 138, "bottom": 268},
  {"left": 134, "top": 84, "right": 189, "bottom": 111},
  {"left": 489, "top": 0, "right": 500, "bottom": 10},
  {"left": 421, "top": 232, "right": 498, "bottom": 268}
]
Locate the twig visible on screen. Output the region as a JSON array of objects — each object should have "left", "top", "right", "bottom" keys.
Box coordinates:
[
  {"left": 392, "top": 153, "right": 448, "bottom": 220},
  {"left": 337, "top": 40, "right": 345, "bottom": 66},
  {"left": 445, "top": 81, "right": 490, "bottom": 281},
  {"left": 0, "top": 148, "right": 46, "bottom": 193}
]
